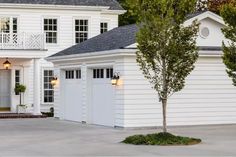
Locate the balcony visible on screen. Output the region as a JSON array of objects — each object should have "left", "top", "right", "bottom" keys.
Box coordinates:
[{"left": 0, "top": 33, "right": 45, "bottom": 50}]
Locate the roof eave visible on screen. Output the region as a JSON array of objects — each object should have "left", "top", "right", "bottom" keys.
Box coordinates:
[
  {"left": 46, "top": 49, "right": 136, "bottom": 62},
  {"left": 0, "top": 3, "right": 111, "bottom": 11}
]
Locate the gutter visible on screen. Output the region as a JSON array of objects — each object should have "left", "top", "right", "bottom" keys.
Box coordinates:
[{"left": 46, "top": 49, "right": 136, "bottom": 62}]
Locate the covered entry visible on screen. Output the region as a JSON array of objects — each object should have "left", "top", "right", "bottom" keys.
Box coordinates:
[
  {"left": 91, "top": 68, "right": 115, "bottom": 127},
  {"left": 62, "top": 69, "right": 83, "bottom": 122},
  {"left": 0, "top": 70, "right": 11, "bottom": 111}
]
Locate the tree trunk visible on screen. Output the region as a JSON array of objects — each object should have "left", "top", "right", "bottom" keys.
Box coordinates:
[
  {"left": 162, "top": 98, "right": 167, "bottom": 133},
  {"left": 20, "top": 92, "right": 22, "bottom": 105}
]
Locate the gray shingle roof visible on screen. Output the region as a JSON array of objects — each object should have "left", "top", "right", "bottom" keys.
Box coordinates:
[
  {"left": 0, "top": 0, "right": 123, "bottom": 10},
  {"left": 186, "top": 10, "right": 208, "bottom": 20},
  {"left": 51, "top": 24, "right": 138, "bottom": 57}
]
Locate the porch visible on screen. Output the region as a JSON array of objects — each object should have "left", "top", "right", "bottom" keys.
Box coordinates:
[{"left": 0, "top": 57, "right": 44, "bottom": 115}]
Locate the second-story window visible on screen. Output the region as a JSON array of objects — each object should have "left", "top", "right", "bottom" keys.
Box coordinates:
[
  {"left": 100, "top": 22, "right": 108, "bottom": 34},
  {"left": 44, "top": 18, "right": 57, "bottom": 44},
  {"left": 75, "top": 19, "right": 88, "bottom": 44}
]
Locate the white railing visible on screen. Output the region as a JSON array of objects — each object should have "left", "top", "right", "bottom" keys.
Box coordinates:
[{"left": 0, "top": 32, "right": 45, "bottom": 50}]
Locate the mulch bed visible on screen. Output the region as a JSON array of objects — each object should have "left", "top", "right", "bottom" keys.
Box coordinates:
[{"left": 0, "top": 113, "right": 47, "bottom": 119}]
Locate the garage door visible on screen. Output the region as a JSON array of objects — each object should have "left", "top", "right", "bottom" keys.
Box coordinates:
[
  {"left": 91, "top": 68, "right": 115, "bottom": 127},
  {"left": 63, "top": 70, "right": 83, "bottom": 122}
]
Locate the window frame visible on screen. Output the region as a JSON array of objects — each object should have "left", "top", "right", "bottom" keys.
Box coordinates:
[
  {"left": 100, "top": 22, "right": 108, "bottom": 34},
  {"left": 73, "top": 17, "right": 90, "bottom": 45},
  {"left": 42, "top": 69, "right": 54, "bottom": 104},
  {"left": 42, "top": 16, "right": 59, "bottom": 45}
]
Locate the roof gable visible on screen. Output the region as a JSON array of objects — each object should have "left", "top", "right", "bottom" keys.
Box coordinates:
[{"left": 184, "top": 11, "right": 225, "bottom": 26}]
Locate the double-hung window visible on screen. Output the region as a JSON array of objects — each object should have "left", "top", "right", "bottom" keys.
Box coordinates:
[
  {"left": 43, "top": 70, "right": 54, "bottom": 103},
  {"left": 100, "top": 22, "right": 108, "bottom": 34},
  {"left": 44, "top": 18, "right": 57, "bottom": 44},
  {"left": 75, "top": 19, "right": 88, "bottom": 44}
]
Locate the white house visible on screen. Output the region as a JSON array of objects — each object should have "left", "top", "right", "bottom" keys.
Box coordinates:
[
  {"left": 47, "top": 11, "right": 236, "bottom": 128},
  {"left": 0, "top": 0, "right": 124, "bottom": 114}
]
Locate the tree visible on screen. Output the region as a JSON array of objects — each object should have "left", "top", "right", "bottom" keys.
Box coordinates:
[
  {"left": 118, "top": 0, "right": 138, "bottom": 26},
  {"left": 135, "top": 0, "right": 199, "bottom": 132},
  {"left": 15, "top": 84, "right": 26, "bottom": 105},
  {"left": 221, "top": 2, "right": 236, "bottom": 86},
  {"left": 208, "top": 0, "right": 233, "bottom": 14}
]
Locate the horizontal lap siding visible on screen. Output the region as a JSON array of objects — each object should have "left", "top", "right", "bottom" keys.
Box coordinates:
[
  {"left": 0, "top": 8, "right": 118, "bottom": 113},
  {"left": 122, "top": 56, "right": 236, "bottom": 127}
]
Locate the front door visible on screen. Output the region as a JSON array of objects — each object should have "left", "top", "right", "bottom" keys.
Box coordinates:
[{"left": 0, "top": 70, "right": 11, "bottom": 110}]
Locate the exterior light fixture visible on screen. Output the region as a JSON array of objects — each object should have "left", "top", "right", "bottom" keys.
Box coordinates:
[
  {"left": 3, "top": 58, "right": 11, "bottom": 70},
  {"left": 51, "top": 77, "right": 58, "bottom": 87},
  {"left": 111, "top": 73, "right": 120, "bottom": 86}
]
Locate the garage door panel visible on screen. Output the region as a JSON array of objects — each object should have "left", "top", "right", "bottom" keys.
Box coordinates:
[
  {"left": 63, "top": 70, "right": 83, "bottom": 123},
  {"left": 91, "top": 68, "right": 115, "bottom": 127}
]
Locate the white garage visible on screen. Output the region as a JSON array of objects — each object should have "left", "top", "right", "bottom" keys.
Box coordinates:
[
  {"left": 91, "top": 68, "right": 115, "bottom": 126},
  {"left": 48, "top": 11, "right": 236, "bottom": 128},
  {"left": 62, "top": 69, "right": 83, "bottom": 122}
]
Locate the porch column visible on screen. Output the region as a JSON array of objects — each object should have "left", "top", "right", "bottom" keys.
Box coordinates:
[{"left": 33, "top": 58, "right": 41, "bottom": 115}]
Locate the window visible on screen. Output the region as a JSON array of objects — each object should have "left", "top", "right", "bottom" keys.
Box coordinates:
[
  {"left": 93, "top": 69, "right": 104, "bottom": 79},
  {"left": 100, "top": 22, "right": 108, "bottom": 34},
  {"left": 65, "top": 70, "right": 74, "bottom": 79},
  {"left": 106, "top": 68, "right": 113, "bottom": 78},
  {"left": 44, "top": 18, "right": 57, "bottom": 43},
  {"left": 44, "top": 70, "right": 54, "bottom": 103},
  {"left": 75, "top": 19, "right": 88, "bottom": 43},
  {"left": 15, "top": 70, "right": 20, "bottom": 95},
  {"left": 76, "top": 70, "right": 82, "bottom": 79},
  {"left": 13, "top": 18, "right": 17, "bottom": 33}
]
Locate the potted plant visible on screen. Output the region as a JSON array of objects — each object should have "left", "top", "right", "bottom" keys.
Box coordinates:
[{"left": 14, "top": 84, "right": 27, "bottom": 113}]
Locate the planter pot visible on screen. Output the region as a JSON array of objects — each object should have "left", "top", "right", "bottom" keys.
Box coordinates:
[{"left": 17, "top": 105, "right": 27, "bottom": 114}]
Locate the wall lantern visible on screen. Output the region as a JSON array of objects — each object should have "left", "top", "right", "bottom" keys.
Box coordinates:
[
  {"left": 111, "top": 73, "right": 120, "bottom": 86},
  {"left": 51, "top": 77, "right": 58, "bottom": 87},
  {"left": 3, "top": 58, "right": 11, "bottom": 70}
]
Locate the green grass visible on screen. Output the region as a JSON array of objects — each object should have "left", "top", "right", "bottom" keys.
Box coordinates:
[{"left": 122, "top": 132, "right": 201, "bottom": 145}]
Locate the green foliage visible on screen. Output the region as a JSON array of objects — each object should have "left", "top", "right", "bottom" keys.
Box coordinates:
[
  {"left": 135, "top": 0, "right": 199, "bottom": 132},
  {"left": 136, "top": 0, "right": 199, "bottom": 100},
  {"left": 122, "top": 132, "right": 201, "bottom": 145},
  {"left": 118, "top": 0, "right": 139, "bottom": 26},
  {"left": 221, "top": 2, "right": 236, "bottom": 86},
  {"left": 14, "top": 84, "right": 26, "bottom": 93}
]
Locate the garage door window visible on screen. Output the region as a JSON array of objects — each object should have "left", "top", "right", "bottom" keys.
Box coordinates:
[
  {"left": 76, "top": 70, "right": 81, "bottom": 79},
  {"left": 65, "top": 70, "right": 81, "bottom": 79},
  {"left": 106, "top": 68, "right": 113, "bottom": 78},
  {"left": 65, "top": 70, "right": 74, "bottom": 79},
  {"left": 93, "top": 69, "right": 104, "bottom": 79}
]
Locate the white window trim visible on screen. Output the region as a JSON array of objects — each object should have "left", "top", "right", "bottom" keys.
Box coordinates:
[
  {"left": 72, "top": 16, "right": 91, "bottom": 45},
  {"left": 41, "top": 67, "right": 54, "bottom": 105},
  {"left": 0, "top": 15, "right": 20, "bottom": 34},
  {"left": 101, "top": 18, "right": 111, "bottom": 31},
  {"left": 41, "top": 15, "right": 60, "bottom": 46}
]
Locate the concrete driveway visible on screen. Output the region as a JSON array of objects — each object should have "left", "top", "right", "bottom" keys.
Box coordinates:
[{"left": 0, "top": 118, "right": 235, "bottom": 157}]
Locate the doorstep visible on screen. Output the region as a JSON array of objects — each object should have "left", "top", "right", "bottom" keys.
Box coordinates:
[{"left": 0, "top": 113, "right": 47, "bottom": 119}]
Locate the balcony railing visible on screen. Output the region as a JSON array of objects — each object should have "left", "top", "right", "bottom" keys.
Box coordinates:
[{"left": 0, "top": 33, "right": 45, "bottom": 50}]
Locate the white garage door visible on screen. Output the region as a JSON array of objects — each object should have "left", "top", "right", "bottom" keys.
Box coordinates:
[
  {"left": 91, "top": 68, "right": 115, "bottom": 127},
  {"left": 63, "top": 70, "right": 83, "bottom": 122}
]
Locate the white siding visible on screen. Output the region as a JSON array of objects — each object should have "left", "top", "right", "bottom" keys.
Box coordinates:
[
  {"left": 0, "top": 7, "right": 119, "bottom": 112},
  {"left": 121, "top": 55, "right": 236, "bottom": 127}
]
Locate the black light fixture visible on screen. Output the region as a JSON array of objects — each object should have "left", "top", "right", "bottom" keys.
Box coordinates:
[
  {"left": 3, "top": 58, "right": 11, "bottom": 70},
  {"left": 51, "top": 77, "right": 58, "bottom": 86},
  {"left": 111, "top": 73, "right": 120, "bottom": 86}
]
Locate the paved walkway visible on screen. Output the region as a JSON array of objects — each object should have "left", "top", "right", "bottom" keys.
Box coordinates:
[{"left": 0, "top": 118, "right": 235, "bottom": 156}]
